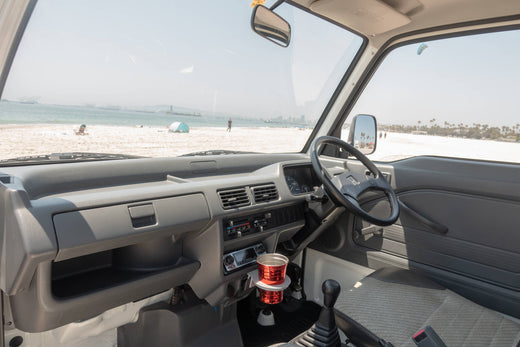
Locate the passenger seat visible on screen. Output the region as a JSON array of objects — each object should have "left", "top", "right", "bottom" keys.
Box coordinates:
[{"left": 334, "top": 267, "right": 520, "bottom": 347}]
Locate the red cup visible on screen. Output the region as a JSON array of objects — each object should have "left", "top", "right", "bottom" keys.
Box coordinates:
[
  {"left": 259, "top": 288, "right": 284, "bottom": 305},
  {"left": 257, "top": 253, "right": 289, "bottom": 285}
]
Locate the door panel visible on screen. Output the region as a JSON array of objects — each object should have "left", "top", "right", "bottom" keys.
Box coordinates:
[
  {"left": 356, "top": 189, "right": 520, "bottom": 289},
  {"left": 310, "top": 155, "right": 520, "bottom": 316}
]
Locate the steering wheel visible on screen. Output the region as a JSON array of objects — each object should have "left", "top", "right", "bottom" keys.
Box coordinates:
[{"left": 310, "top": 136, "right": 399, "bottom": 226}]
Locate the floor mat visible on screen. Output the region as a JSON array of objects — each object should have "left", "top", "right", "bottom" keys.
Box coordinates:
[{"left": 238, "top": 293, "right": 321, "bottom": 347}]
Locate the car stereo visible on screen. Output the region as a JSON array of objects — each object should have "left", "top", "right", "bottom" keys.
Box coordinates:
[{"left": 223, "top": 243, "right": 266, "bottom": 274}]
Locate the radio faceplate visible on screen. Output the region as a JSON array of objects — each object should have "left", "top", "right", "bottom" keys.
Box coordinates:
[{"left": 223, "top": 243, "right": 266, "bottom": 274}]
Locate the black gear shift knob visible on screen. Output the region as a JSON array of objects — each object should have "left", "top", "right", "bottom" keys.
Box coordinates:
[
  {"left": 292, "top": 279, "right": 341, "bottom": 346},
  {"left": 322, "top": 279, "right": 340, "bottom": 308}
]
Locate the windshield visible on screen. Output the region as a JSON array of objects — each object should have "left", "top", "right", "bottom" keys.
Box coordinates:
[{"left": 0, "top": 0, "right": 362, "bottom": 162}]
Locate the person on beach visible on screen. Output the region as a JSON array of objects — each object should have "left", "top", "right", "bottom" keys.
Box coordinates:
[
  {"left": 227, "top": 118, "right": 232, "bottom": 132},
  {"left": 75, "top": 124, "right": 87, "bottom": 135}
]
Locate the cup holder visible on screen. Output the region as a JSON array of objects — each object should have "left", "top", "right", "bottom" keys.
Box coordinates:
[{"left": 252, "top": 253, "right": 290, "bottom": 305}]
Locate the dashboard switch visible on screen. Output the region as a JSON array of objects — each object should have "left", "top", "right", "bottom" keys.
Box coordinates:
[{"left": 224, "top": 255, "right": 235, "bottom": 265}]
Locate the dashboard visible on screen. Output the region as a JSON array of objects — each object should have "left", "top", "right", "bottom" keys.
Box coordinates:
[{"left": 0, "top": 154, "right": 340, "bottom": 333}]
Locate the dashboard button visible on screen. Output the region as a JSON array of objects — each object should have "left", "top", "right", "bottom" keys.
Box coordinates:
[{"left": 224, "top": 255, "right": 235, "bottom": 265}]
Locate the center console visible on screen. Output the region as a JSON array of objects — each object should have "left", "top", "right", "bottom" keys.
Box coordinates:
[{"left": 221, "top": 204, "right": 304, "bottom": 276}]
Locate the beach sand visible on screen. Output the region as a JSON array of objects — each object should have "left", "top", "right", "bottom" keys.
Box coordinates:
[
  {"left": 365, "top": 131, "right": 520, "bottom": 163},
  {"left": 1, "top": 124, "right": 518, "bottom": 163},
  {"left": 0, "top": 124, "right": 312, "bottom": 160}
]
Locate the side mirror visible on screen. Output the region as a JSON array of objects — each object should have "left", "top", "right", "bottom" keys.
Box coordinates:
[
  {"left": 251, "top": 5, "right": 291, "bottom": 47},
  {"left": 348, "top": 114, "right": 377, "bottom": 155}
]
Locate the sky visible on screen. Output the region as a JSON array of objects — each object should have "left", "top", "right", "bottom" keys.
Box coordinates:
[
  {"left": 2, "top": 0, "right": 519, "bottom": 127},
  {"left": 2, "top": 0, "right": 361, "bottom": 122},
  {"left": 350, "top": 30, "right": 520, "bottom": 127}
]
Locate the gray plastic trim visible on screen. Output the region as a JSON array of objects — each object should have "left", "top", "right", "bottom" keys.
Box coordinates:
[
  {"left": 8, "top": 260, "right": 200, "bottom": 332},
  {"left": 1, "top": 154, "right": 308, "bottom": 199},
  {"left": 0, "top": 154, "right": 315, "bottom": 331},
  {"left": 0, "top": 186, "right": 57, "bottom": 295},
  {"left": 53, "top": 194, "right": 210, "bottom": 261}
]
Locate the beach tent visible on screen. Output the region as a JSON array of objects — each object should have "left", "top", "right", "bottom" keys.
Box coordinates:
[{"left": 168, "top": 121, "right": 189, "bottom": 133}]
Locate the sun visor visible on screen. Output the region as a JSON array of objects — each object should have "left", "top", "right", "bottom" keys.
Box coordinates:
[{"left": 310, "top": 0, "right": 412, "bottom": 36}]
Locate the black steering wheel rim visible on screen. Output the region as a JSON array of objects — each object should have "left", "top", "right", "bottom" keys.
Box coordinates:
[{"left": 310, "top": 136, "right": 399, "bottom": 226}]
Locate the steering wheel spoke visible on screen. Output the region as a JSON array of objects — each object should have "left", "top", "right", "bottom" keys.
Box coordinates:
[
  {"left": 332, "top": 171, "right": 371, "bottom": 200},
  {"left": 310, "top": 136, "right": 400, "bottom": 226},
  {"left": 374, "top": 175, "right": 392, "bottom": 191}
]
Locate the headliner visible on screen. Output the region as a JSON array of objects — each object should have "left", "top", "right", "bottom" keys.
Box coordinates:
[{"left": 290, "top": 0, "right": 520, "bottom": 46}]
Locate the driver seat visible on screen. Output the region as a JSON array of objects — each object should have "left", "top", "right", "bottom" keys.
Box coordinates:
[{"left": 334, "top": 267, "right": 520, "bottom": 347}]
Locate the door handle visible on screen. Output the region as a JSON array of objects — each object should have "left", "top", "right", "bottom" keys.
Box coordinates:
[{"left": 398, "top": 200, "right": 449, "bottom": 234}]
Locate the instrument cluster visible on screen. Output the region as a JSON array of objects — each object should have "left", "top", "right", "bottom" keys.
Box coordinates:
[{"left": 283, "top": 165, "right": 320, "bottom": 195}]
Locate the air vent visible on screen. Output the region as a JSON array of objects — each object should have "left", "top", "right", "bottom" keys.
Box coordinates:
[
  {"left": 253, "top": 184, "right": 279, "bottom": 204},
  {"left": 218, "top": 187, "right": 251, "bottom": 209}
]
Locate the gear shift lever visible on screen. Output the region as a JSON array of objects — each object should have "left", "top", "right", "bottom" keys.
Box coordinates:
[
  {"left": 319, "top": 279, "right": 341, "bottom": 331},
  {"left": 292, "top": 279, "right": 341, "bottom": 347}
]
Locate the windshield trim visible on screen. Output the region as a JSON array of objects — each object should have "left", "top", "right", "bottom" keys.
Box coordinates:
[{"left": 0, "top": 0, "right": 37, "bottom": 100}]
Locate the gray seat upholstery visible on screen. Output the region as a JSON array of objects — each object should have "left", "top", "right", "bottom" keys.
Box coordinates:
[{"left": 334, "top": 267, "right": 520, "bottom": 347}]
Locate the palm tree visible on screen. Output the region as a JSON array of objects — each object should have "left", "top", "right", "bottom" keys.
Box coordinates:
[{"left": 458, "top": 123, "right": 464, "bottom": 134}]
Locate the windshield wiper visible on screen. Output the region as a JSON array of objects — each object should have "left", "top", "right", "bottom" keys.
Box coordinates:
[
  {"left": 180, "top": 150, "right": 258, "bottom": 157},
  {"left": 0, "top": 152, "right": 144, "bottom": 166}
]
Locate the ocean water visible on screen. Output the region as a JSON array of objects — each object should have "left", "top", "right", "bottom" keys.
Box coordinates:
[{"left": 0, "top": 101, "right": 280, "bottom": 128}]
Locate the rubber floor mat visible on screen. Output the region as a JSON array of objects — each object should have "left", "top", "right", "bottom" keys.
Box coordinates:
[{"left": 238, "top": 293, "right": 321, "bottom": 347}]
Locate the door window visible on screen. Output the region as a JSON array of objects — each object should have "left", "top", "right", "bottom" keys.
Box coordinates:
[{"left": 343, "top": 29, "right": 520, "bottom": 163}]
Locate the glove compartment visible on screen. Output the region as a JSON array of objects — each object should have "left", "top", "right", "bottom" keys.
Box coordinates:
[{"left": 8, "top": 193, "right": 210, "bottom": 332}]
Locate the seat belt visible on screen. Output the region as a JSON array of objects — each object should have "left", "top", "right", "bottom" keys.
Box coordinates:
[
  {"left": 412, "top": 326, "right": 447, "bottom": 347},
  {"left": 334, "top": 310, "right": 394, "bottom": 347}
]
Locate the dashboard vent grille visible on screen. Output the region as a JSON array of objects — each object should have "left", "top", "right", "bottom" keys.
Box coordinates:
[
  {"left": 253, "top": 184, "right": 279, "bottom": 204},
  {"left": 218, "top": 187, "right": 250, "bottom": 209}
]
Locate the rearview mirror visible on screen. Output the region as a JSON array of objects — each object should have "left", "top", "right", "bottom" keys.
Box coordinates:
[
  {"left": 251, "top": 5, "right": 291, "bottom": 47},
  {"left": 348, "top": 114, "right": 377, "bottom": 155}
]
